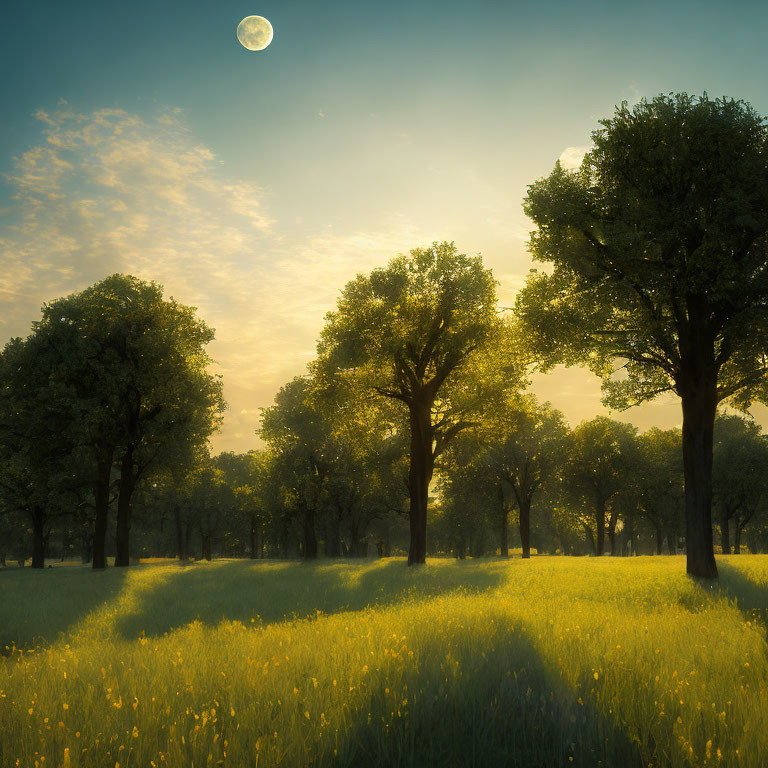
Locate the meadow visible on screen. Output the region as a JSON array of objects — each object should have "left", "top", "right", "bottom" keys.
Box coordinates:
[{"left": 1, "top": 557, "right": 767, "bottom": 768}]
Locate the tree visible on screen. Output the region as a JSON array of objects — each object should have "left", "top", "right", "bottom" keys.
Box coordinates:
[
  {"left": 516, "top": 93, "right": 768, "bottom": 577},
  {"left": 261, "top": 372, "right": 409, "bottom": 560},
  {"left": 564, "top": 417, "right": 638, "bottom": 556},
  {"left": 183, "top": 459, "right": 234, "bottom": 561},
  {"left": 439, "top": 432, "right": 504, "bottom": 557},
  {"left": 0, "top": 502, "right": 27, "bottom": 567},
  {"left": 35, "top": 275, "right": 225, "bottom": 567},
  {"left": 634, "top": 428, "right": 684, "bottom": 555},
  {"left": 0, "top": 335, "right": 87, "bottom": 568},
  {"left": 217, "top": 450, "right": 269, "bottom": 559},
  {"left": 317, "top": 380, "right": 409, "bottom": 558},
  {"left": 479, "top": 394, "right": 570, "bottom": 558},
  {"left": 712, "top": 414, "right": 768, "bottom": 554},
  {"left": 260, "top": 377, "right": 329, "bottom": 560},
  {"left": 316, "top": 242, "right": 504, "bottom": 564}
]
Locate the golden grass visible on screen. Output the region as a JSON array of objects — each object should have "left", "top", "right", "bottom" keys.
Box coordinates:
[{"left": 1, "top": 556, "right": 767, "bottom": 767}]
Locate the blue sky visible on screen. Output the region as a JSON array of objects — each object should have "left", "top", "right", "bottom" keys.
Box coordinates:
[{"left": 3, "top": 0, "right": 768, "bottom": 450}]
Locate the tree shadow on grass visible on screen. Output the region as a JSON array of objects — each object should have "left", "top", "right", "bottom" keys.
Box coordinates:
[
  {"left": 715, "top": 558, "right": 768, "bottom": 630},
  {"left": 114, "top": 558, "right": 511, "bottom": 641},
  {"left": 327, "top": 616, "right": 645, "bottom": 768},
  {"left": 0, "top": 565, "right": 130, "bottom": 651}
]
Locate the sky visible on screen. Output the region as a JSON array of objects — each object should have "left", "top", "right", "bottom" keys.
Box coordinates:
[{"left": 2, "top": 0, "right": 768, "bottom": 452}]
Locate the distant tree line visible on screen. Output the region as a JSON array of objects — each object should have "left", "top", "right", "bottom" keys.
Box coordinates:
[
  {"left": 3, "top": 92, "right": 768, "bottom": 577},
  {"left": 3, "top": 265, "right": 768, "bottom": 568}
]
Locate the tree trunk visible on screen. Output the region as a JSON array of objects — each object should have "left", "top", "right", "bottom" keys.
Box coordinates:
[
  {"left": 519, "top": 496, "right": 531, "bottom": 559},
  {"left": 499, "top": 509, "right": 509, "bottom": 558},
  {"left": 250, "top": 513, "right": 259, "bottom": 559},
  {"left": 31, "top": 508, "right": 46, "bottom": 569},
  {"left": 655, "top": 521, "right": 663, "bottom": 555},
  {"left": 382, "top": 525, "right": 391, "bottom": 557},
  {"left": 608, "top": 508, "right": 619, "bottom": 556},
  {"left": 583, "top": 523, "right": 596, "bottom": 555},
  {"left": 325, "top": 515, "right": 341, "bottom": 558},
  {"left": 348, "top": 518, "right": 369, "bottom": 558},
  {"left": 302, "top": 505, "right": 318, "bottom": 560},
  {"left": 348, "top": 518, "right": 361, "bottom": 557},
  {"left": 621, "top": 516, "right": 635, "bottom": 556},
  {"left": 718, "top": 505, "right": 731, "bottom": 555},
  {"left": 407, "top": 400, "right": 433, "bottom": 565},
  {"left": 667, "top": 534, "right": 676, "bottom": 555},
  {"left": 92, "top": 447, "right": 114, "bottom": 569},
  {"left": 184, "top": 522, "right": 192, "bottom": 562},
  {"left": 595, "top": 498, "right": 606, "bottom": 556},
  {"left": 114, "top": 447, "right": 135, "bottom": 567},
  {"left": 734, "top": 509, "right": 753, "bottom": 555},
  {"left": 201, "top": 532, "right": 212, "bottom": 561},
  {"left": 497, "top": 485, "right": 509, "bottom": 558},
  {"left": 173, "top": 506, "right": 184, "bottom": 560},
  {"left": 680, "top": 379, "right": 718, "bottom": 578}
]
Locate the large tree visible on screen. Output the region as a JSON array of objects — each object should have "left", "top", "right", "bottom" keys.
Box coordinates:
[
  {"left": 316, "top": 242, "right": 504, "bottom": 564},
  {"left": 516, "top": 93, "right": 768, "bottom": 577},
  {"left": 35, "top": 275, "right": 225, "bottom": 567}
]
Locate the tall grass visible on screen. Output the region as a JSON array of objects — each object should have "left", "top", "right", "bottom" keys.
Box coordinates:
[{"left": 1, "top": 556, "right": 767, "bottom": 767}]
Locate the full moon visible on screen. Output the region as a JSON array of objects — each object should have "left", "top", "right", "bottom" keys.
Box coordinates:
[{"left": 236, "top": 15, "right": 273, "bottom": 51}]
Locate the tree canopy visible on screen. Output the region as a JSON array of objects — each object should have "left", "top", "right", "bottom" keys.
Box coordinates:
[
  {"left": 515, "top": 93, "right": 768, "bottom": 577},
  {"left": 316, "top": 241, "right": 515, "bottom": 564},
  {"left": 0, "top": 274, "right": 225, "bottom": 567}
]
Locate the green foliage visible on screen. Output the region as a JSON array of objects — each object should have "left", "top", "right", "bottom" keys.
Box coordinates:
[
  {"left": 37, "top": 273, "right": 225, "bottom": 476},
  {"left": 260, "top": 374, "right": 409, "bottom": 558},
  {"left": 0, "top": 333, "right": 92, "bottom": 565},
  {"left": 0, "top": 274, "right": 225, "bottom": 566},
  {"left": 713, "top": 415, "right": 768, "bottom": 552},
  {"left": 561, "top": 417, "right": 639, "bottom": 554},
  {"left": 478, "top": 394, "right": 570, "bottom": 509},
  {"left": 633, "top": 428, "right": 685, "bottom": 551},
  {"left": 516, "top": 93, "right": 768, "bottom": 409},
  {"left": 317, "top": 242, "right": 499, "bottom": 398},
  {"left": 316, "top": 241, "right": 511, "bottom": 448},
  {"left": 439, "top": 393, "right": 570, "bottom": 557},
  {"left": 316, "top": 241, "right": 518, "bottom": 562}
]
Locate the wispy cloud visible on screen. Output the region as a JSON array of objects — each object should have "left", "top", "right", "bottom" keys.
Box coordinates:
[{"left": 1, "top": 106, "right": 428, "bottom": 451}]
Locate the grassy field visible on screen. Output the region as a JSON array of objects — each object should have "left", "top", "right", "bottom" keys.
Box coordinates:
[{"left": 1, "top": 557, "right": 767, "bottom": 768}]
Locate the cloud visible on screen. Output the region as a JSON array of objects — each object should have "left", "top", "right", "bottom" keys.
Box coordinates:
[
  {"left": 558, "top": 145, "right": 589, "bottom": 170},
  {"left": 0, "top": 106, "right": 428, "bottom": 452}
]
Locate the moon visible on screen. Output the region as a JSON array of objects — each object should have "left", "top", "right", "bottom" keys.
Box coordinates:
[{"left": 236, "top": 15, "right": 273, "bottom": 51}]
